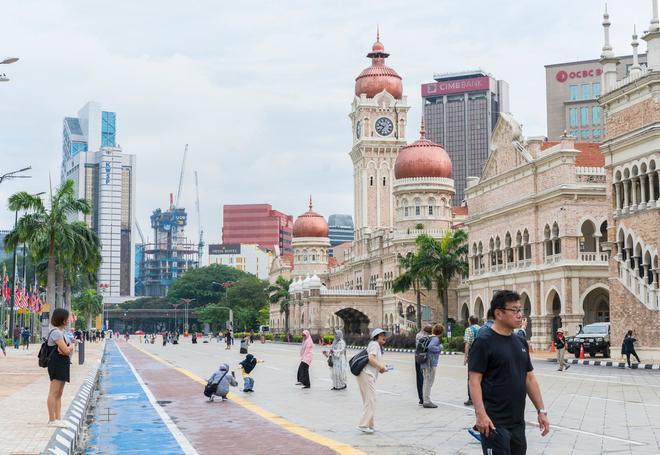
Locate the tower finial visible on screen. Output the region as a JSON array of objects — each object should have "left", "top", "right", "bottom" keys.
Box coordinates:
[
  {"left": 601, "top": 3, "right": 614, "bottom": 57},
  {"left": 420, "top": 116, "right": 426, "bottom": 139},
  {"left": 632, "top": 25, "right": 642, "bottom": 76},
  {"left": 651, "top": 0, "right": 660, "bottom": 32},
  {"left": 309, "top": 195, "right": 313, "bottom": 211},
  {"left": 377, "top": 24, "right": 380, "bottom": 42}
]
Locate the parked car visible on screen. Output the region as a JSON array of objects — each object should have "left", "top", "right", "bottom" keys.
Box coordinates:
[{"left": 566, "top": 322, "right": 611, "bottom": 358}]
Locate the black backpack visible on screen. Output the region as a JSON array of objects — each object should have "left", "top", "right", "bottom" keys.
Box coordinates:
[
  {"left": 38, "top": 329, "right": 56, "bottom": 368},
  {"left": 415, "top": 336, "right": 431, "bottom": 364},
  {"left": 349, "top": 349, "right": 370, "bottom": 376}
]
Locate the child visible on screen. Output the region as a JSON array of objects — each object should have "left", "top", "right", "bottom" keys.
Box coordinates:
[
  {"left": 240, "top": 335, "right": 250, "bottom": 354},
  {"left": 239, "top": 354, "right": 263, "bottom": 392},
  {"left": 206, "top": 363, "right": 238, "bottom": 402}
]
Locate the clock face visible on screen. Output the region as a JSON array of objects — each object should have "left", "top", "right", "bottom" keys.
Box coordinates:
[
  {"left": 356, "top": 120, "right": 362, "bottom": 139},
  {"left": 375, "top": 117, "right": 393, "bottom": 136}
]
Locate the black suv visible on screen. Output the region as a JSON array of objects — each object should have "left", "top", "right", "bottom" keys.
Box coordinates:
[{"left": 566, "top": 322, "right": 611, "bottom": 358}]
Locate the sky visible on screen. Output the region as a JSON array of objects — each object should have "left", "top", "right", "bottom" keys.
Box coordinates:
[{"left": 0, "top": 0, "right": 653, "bottom": 246}]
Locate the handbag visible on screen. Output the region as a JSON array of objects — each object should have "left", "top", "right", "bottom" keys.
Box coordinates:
[{"left": 327, "top": 355, "right": 334, "bottom": 368}]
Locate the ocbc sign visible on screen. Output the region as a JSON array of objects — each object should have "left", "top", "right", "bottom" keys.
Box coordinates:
[{"left": 556, "top": 68, "right": 602, "bottom": 83}]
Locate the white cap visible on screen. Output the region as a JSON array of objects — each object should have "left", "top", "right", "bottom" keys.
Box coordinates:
[{"left": 371, "top": 328, "right": 386, "bottom": 339}]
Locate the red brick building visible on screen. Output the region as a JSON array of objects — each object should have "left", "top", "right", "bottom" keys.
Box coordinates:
[{"left": 222, "top": 204, "right": 294, "bottom": 254}]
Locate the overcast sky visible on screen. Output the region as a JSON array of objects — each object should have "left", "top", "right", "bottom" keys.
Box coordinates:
[{"left": 0, "top": 0, "right": 652, "bottom": 245}]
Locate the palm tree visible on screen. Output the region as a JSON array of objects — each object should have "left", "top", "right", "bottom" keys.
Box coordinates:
[
  {"left": 392, "top": 249, "right": 433, "bottom": 331},
  {"left": 416, "top": 230, "right": 469, "bottom": 328},
  {"left": 267, "top": 276, "right": 292, "bottom": 334},
  {"left": 61, "top": 221, "right": 102, "bottom": 312},
  {"left": 5, "top": 180, "right": 91, "bottom": 309},
  {"left": 73, "top": 289, "right": 104, "bottom": 330}
]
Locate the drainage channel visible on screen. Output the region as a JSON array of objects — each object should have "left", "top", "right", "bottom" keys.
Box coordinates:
[{"left": 81, "top": 341, "right": 187, "bottom": 454}]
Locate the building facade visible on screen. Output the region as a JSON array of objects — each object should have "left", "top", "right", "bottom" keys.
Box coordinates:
[
  {"left": 463, "top": 113, "right": 610, "bottom": 350},
  {"left": 222, "top": 204, "right": 294, "bottom": 255},
  {"left": 327, "top": 214, "right": 354, "bottom": 255},
  {"left": 545, "top": 54, "right": 646, "bottom": 141},
  {"left": 208, "top": 243, "right": 272, "bottom": 279},
  {"left": 422, "top": 70, "right": 510, "bottom": 205},
  {"left": 598, "top": 4, "right": 660, "bottom": 356},
  {"left": 60, "top": 102, "right": 135, "bottom": 305},
  {"left": 269, "top": 36, "right": 464, "bottom": 336}
]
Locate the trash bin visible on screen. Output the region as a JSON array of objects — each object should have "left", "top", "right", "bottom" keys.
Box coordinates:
[{"left": 78, "top": 340, "right": 85, "bottom": 365}]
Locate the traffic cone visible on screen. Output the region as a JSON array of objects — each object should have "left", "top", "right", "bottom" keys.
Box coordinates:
[
  {"left": 579, "top": 343, "right": 585, "bottom": 359},
  {"left": 550, "top": 342, "right": 556, "bottom": 353}
]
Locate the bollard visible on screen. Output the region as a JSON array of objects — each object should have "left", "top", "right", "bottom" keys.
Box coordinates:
[{"left": 78, "top": 339, "right": 85, "bottom": 365}]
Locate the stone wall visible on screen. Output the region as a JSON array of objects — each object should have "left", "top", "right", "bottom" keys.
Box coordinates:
[{"left": 606, "top": 98, "right": 660, "bottom": 140}]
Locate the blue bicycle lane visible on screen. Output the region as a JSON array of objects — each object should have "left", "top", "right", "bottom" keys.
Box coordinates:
[{"left": 85, "top": 341, "right": 195, "bottom": 454}]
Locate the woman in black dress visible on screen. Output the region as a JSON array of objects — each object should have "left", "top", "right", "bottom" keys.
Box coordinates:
[{"left": 46, "top": 308, "right": 73, "bottom": 428}]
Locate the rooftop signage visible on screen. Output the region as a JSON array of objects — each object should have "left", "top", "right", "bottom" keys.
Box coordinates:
[
  {"left": 555, "top": 68, "right": 602, "bottom": 83},
  {"left": 421, "top": 76, "right": 491, "bottom": 97},
  {"left": 209, "top": 243, "right": 241, "bottom": 255}
]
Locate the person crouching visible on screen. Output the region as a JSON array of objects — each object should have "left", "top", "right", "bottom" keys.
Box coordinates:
[{"left": 205, "top": 363, "right": 238, "bottom": 402}]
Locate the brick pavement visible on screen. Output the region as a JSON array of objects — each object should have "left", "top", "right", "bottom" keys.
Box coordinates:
[
  {"left": 0, "top": 340, "right": 104, "bottom": 455},
  {"left": 116, "top": 341, "right": 343, "bottom": 454}
]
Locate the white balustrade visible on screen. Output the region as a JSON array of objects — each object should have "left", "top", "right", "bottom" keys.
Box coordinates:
[{"left": 320, "top": 289, "right": 377, "bottom": 296}]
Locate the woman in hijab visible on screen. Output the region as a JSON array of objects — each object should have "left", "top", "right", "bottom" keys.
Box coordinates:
[
  {"left": 327, "top": 329, "right": 347, "bottom": 390},
  {"left": 296, "top": 330, "right": 313, "bottom": 389}
]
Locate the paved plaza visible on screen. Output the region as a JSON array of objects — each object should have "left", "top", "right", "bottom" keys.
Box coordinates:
[{"left": 79, "top": 337, "right": 660, "bottom": 454}]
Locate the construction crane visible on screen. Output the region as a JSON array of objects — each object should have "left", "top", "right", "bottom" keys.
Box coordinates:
[
  {"left": 171, "top": 144, "right": 188, "bottom": 281},
  {"left": 176, "top": 144, "right": 188, "bottom": 208},
  {"left": 194, "top": 170, "right": 204, "bottom": 265}
]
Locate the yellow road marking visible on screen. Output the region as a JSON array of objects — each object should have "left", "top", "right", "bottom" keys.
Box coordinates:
[{"left": 126, "top": 343, "right": 366, "bottom": 455}]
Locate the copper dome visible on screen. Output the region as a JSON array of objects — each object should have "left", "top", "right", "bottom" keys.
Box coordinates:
[
  {"left": 293, "top": 198, "right": 329, "bottom": 238},
  {"left": 354, "top": 35, "right": 403, "bottom": 100},
  {"left": 394, "top": 120, "right": 452, "bottom": 179}
]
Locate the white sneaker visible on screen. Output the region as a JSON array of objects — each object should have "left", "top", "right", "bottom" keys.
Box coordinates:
[
  {"left": 48, "top": 420, "right": 68, "bottom": 428},
  {"left": 357, "top": 426, "right": 374, "bottom": 434}
]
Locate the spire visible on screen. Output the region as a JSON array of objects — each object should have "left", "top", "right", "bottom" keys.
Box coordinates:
[
  {"left": 631, "top": 25, "right": 642, "bottom": 76},
  {"left": 308, "top": 195, "right": 313, "bottom": 211},
  {"left": 601, "top": 3, "right": 614, "bottom": 59},
  {"left": 420, "top": 116, "right": 426, "bottom": 139},
  {"left": 651, "top": 0, "right": 659, "bottom": 33},
  {"left": 377, "top": 24, "right": 380, "bottom": 42}
]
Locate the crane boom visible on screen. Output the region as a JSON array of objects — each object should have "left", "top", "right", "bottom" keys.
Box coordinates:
[
  {"left": 175, "top": 144, "right": 188, "bottom": 208},
  {"left": 135, "top": 219, "right": 146, "bottom": 244}
]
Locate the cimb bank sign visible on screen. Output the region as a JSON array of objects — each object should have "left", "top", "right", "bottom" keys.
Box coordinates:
[{"left": 421, "top": 76, "right": 491, "bottom": 97}]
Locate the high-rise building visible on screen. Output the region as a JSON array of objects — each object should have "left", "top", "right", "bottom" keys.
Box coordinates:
[
  {"left": 422, "top": 70, "right": 509, "bottom": 205},
  {"left": 61, "top": 101, "right": 135, "bottom": 305},
  {"left": 207, "top": 243, "right": 272, "bottom": 279},
  {"left": 327, "top": 214, "right": 354, "bottom": 254},
  {"left": 222, "top": 204, "right": 294, "bottom": 254},
  {"left": 545, "top": 54, "right": 646, "bottom": 141}
]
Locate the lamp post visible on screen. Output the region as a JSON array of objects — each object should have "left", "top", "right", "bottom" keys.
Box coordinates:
[
  {"left": 99, "top": 283, "right": 109, "bottom": 330},
  {"left": 0, "top": 57, "right": 19, "bottom": 82},
  {"left": 179, "top": 298, "right": 195, "bottom": 334}
]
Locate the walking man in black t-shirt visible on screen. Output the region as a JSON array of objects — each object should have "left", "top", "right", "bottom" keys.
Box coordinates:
[{"left": 468, "top": 290, "right": 550, "bottom": 455}]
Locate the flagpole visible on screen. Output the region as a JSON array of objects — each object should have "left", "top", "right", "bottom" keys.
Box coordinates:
[{"left": 8, "top": 209, "right": 18, "bottom": 338}]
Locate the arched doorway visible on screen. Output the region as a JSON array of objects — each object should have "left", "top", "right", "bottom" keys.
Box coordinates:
[
  {"left": 474, "top": 297, "right": 484, "bottom": 321},
  {"left": 520, "top": 293, "right": 532, "bottom": 340},
  {"left": 582, "top": 286, "right": 609, "bottom": 325},
  {"left": 547, "top": 290, "right": 562, "bottom": 339},
  {"left": 461, "top": 303, "right": 469, "bottom": 325},
  {"left": 335, "top": 308, "right": 370, "bottom": 336},
  {"left": 405, "top": 305, "right": 416, "bottom": 323}
]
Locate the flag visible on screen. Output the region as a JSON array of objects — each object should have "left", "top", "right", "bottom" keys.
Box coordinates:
[{"left": 1, "top": 274, "right": 9, "bottom": 304}]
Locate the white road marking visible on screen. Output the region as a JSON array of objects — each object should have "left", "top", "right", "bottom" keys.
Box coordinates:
[
  {"left": 569, "top": 394, "right": 660, "bottom": 407},
  {"left": 559, "top": 371, "right": 620, "bottom": 380},
  {"left": 535, "top": 372, "right": 660, "bottom": 389},
  {"left": 115, "top": 342, "right": 200, "bottom": 455},
  {"left": 315, "top": 377, "right": 401, "bottom": 395},
  {"left": 262, "top": 365, "right": 282, "bottom": 371}
]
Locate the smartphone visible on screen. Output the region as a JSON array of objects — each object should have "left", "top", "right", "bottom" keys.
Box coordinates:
[{"left": 231, "top": 371, "right": 235, "bottom": 378}]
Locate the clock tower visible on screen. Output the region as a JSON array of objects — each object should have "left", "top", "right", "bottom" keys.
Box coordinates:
[{"left": 350, "top": 33, "right": 410, "bottom": 240}]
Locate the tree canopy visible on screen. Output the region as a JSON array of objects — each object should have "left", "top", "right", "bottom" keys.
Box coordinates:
[{"left": 167, "top": 264, "right": 248, "bottom": 306}]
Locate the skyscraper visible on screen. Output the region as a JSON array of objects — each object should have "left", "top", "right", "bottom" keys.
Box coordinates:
[
  {"left": 61, "top": 101, "right": 135, "bottom": 305},
  {"left": 222, "top": 204, "right": 294, "bottom": 254},
  {"left": 422, "top": 70, "right": 509, "bottom": 205},
  {"left": 327, "top": 214, "right": 354, "bottom": 255}
]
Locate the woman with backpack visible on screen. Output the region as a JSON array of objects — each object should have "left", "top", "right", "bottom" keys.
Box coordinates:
[
  {"left": 356, "top": 328, "right": 389, "bottom": 434},
  {"left": 45, "top": 308, "right": 73, "bottom": 427},
  {"left": 415, "top": 325, "right": 433, "bottom": 405},
  {"left": 420, "top": 324, "right": 444, "bottom": 408}
]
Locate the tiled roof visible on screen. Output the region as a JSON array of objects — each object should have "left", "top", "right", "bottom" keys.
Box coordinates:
[
  {"left": 328, "top": 257, "right": 338, "bottom": 267},
  {"left": 452, "top": 206, "right": 468, "bottom": 216},
  {"left": 281, "top": 255, "right": 293, "bottom": 266},
  {"left": 540, "top": 141, "right": 604, "bottom": 167}
]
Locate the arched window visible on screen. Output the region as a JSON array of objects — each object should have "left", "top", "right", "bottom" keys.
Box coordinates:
[
  {"left": 505, "top": 232, "right": 513, "bottom": 263},
  {"left": 428, "top": 198, "right": 435, "bottom": 216},
  {"left": 414, "top": 198, "right": 421, "bottom": 216},
  {"left": 523, "top": 229, "right": 531, "bottom": 260},
  {"left": 369, "top": 176, "right": 374, "bottom": 186},
  {"left": 382, "top": 176, "right": 386, "bottom": 186},
  {"left": 552, "top": 222, "right": 561, "bottom": 255}
]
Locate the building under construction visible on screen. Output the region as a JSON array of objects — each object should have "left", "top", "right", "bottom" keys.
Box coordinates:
[{"left": 142, "top": 202, "right": 199, "bottom": 297}]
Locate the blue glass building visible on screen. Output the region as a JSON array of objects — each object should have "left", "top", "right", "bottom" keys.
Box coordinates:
[{"left": 328, "top": 214, "right": 354, "bottom": 255}]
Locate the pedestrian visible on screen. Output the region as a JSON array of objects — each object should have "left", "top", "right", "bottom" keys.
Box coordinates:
[
  {"left": 206, "top": 363, "right": 238, "bottom": 401},
  {"left": 225, "top": 330, "right": 232, "bottom": 350},
  {"left": 0, "top": 334, "right": 6, "bottom": 356},
  {"left": 13, "top": 324, "right": 20, "bottom": 349},
  {"left": 296, "top": 330, "right": 313, "bottom": 389},
  {"left": 46, "top": 308, "right": 74, "bottom": 428},
  {"left": 325, "top": 329, "right": 347, "bottom": 390},
  {"left": 415, "top": 325, "right": 432, "bottom": 405},
  {"left": 192, "top": 332, "right": 197, "bottom": 344},
  {"left": 240, "top": 334, "right": 249, "bottom": 354},
  {"left": 162, "top": 331, "right": 168, "bottom": 346},
  {"left": 476, "top": 309, "right": 494, "bottom": 337},
  {"left": 249, "top": 329, "right": 255, "bottom": 344},
  {"left": 623, "top": 330, "right": 641, "bottom": 367},
  {"left": 516, "top": 318, "right": 528, "bottom": 340},
  {"left": 468, "top": 290, "right": 550, "bottom": 454},
  {"left": 463, "top": 316, "right": 480, "bottom": 406},
  {"left": 356, "top": 328, "right": 389, "bottom": 434},
  {"left": 239, "top": 353, "right": 263, "bottom": 392},
  {"left": 21, "top": 326, "right": 31, "bottom": 350},
  {"left": 421, "top": 324, "right": 444, "bottom": 408},
  {"left": 555, "top": 328, "right": 570, "bottom": 371}
]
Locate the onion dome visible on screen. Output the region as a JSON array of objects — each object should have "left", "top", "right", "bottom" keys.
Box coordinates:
[
  {"left": 354, "top": 31, "right": 403, "bottom": 99},
  {"left": 302, "top": 274, "right": 312, "bottom": 291},
  {"left": 293, "top": 196, "right": 329, "bottom": 237},
  {"left": 394, "top": 118, "right": 452, "bottom": 179},
  {"left": 309, "top": 274, "right": 322, "bottom": 289}
]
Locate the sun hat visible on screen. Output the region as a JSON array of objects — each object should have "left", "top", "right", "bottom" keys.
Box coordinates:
[
  {"left": 371, "top": 328, "right": 386, "bottom": 339},
  {"left": 556, "top": 328, "right": 564, "bottom": 333}
]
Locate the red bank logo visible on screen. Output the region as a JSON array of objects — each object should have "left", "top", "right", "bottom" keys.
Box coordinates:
[{"left": 556, "top": 68, "right": 602, "bottom": 83}]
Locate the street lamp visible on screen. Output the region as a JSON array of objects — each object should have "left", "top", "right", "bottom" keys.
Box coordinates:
[
  {"left": 0, "top": 57, "right": 19, "bottom": 82},
  {"left": 179, "top": 298, "right": 195, "bottom": 334},
  {"left": 0, "top": 166, "right": 31, "bottom": 184}
]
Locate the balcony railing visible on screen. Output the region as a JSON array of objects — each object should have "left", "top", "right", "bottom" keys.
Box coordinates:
[
  {"left": 617, "top": 260, "right": 660, "bottom": 311},
  {"left": 544, "top": 254, "right": 562, "bottom": 264},
  {"left": 320, "top": 289, "right": 377, "bottom": 296},
  {"left": 579, "top": 252, "right": 609, "bottom": 262}
]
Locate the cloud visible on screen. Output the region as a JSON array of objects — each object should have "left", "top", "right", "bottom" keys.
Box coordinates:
[{"left": 0, "top": 0, "right": 651, "bottom": 250}]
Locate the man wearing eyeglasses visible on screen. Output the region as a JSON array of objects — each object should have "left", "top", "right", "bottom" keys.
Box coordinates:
[{"left": 468, "top": 290, "right": 550, "bottom": 454}]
